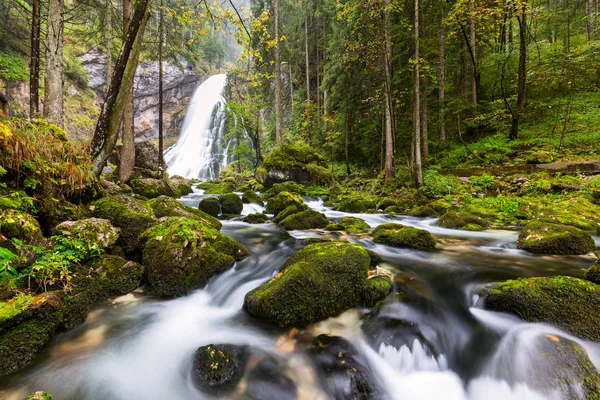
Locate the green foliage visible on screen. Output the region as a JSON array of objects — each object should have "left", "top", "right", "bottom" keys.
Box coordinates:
[
  {"left": 0, "top": 52, "right": 28, "bottom": 81},
  {"left": 421, "top": 169, "right": 463, "bottom": 198},
  {"left": 0, "top": 247, "right": 18, "bottom": 289}
]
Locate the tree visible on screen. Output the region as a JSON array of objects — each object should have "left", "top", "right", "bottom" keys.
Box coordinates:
[
  {"left": 414, "top": 0, "right": 423, "bottom": 185},
  {"left": 29, "top": 0, "right": 40, "bottom": 118},
  {"left": 439, "top": 5, "right": 446, "bottom": 142},
  {"left": 119, "top": 0, "right": 136, "bottom": 182},
  {"left": 274, "top": 0, "right": 282, "bottom": 145},
  {"left": 509, "top": 0, "right": 527, "bottom": 140},
  {"left": 158, "top": 0, "right": 165, "bottom": 170},
  {"left": 44, "top": 0, "right": 64, "bottom": 127},
  {"left": 383, "top": 0, "right": 395, "bottom": 181}
]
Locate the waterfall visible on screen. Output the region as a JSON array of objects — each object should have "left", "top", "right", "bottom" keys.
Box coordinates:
[{"left": 164, "top": 74, "right": 230, "bottom": 180}]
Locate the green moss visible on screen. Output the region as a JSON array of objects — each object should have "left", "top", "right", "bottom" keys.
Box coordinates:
[
  {"left": 383, "top": 206, "right": 404, "bottom": 214},
  {"left": 337, "top": 217, "right": 370, "bottom": 234},
  {"left": 584, "top": 258, "right": 600, "bottom": 284},
  {"left": 336, "top": 196, "right": 367, "bottom": 213},
  {"left": 408, "top": 206, "right": 439, "bottom": 218},
  {"left": 140, "top": 217, "right": 249, "bottom": 297},
  {"left": 204, "top": 184, "right": 232, "bottom": 195},
  {"left": 272, "top": 204, "right": 309, "bottom": 224},
  {"left": 129, "top": 178, "right": 172, "bottom": 199},
  {"left": 279, "top": 210, "right": 329, "bottom": 231},
  {"left": 372, "top": 223, "right": 437, "bottom": 251},
  {"left": 0, "top": 52, "right": 29, "bottom": 81},
  {"left": 0, "top": 209, "right": 43, "bottom": 242},
  {"left": 243, "top": 213, "right": 269, "bottom": 224},
  {"left": 52, "top": 217, "right": 120, "bottom": 251},
  {"left": 199, "top": 197, "right": 221, "bottom": 217},
  {"left": 437, "top": 211, "right": 490, "bottom": 230},
  {"left": 242, "top": 190, "right": 263, "bottom": 205},
  {"left": 27, "top": 392, "right": 54, "bottom": 400},
  {"left": 377, "top": 198, "right": 397, "bottom": 211},
  {"left": 37, "top": 198, "right": 90, "bottom": 233},
  {"left": 362, "top": 277, "right": 393, "bottom": 307},
  {"left": 516, "top": 221, "right": 596, "bottom": 255},
  {"left": 263, "top": 182, "right": 306, "bottom": 200},
  {"left": 264, "top": 144, "right": 327, "bottom": 170},
  {"left": 265, "top": 191, "right": 304, "bottom": 216},
  {"left": 244, "top": 242, "right": 374, "bottom": 327},
  {"left": 485, "top": 276, "right": 600, "bottom": 341},
  {"left": 220, "top": 193, "right": 243, "bottom": 215},
  {"left": 325, "top": 224, "right": 345, "bottom": 231},
  {"left": 93, "top": 194, "right": 155, "bottom": 254},
  {"left": 169, "top": 176, "right": 193, "bottom": 197},
  {"left": 147, "top": 196, "right": 221, "bottom": 230}
]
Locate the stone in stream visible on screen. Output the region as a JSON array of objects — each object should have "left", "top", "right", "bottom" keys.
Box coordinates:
[
  {"left": 242, "top": 190, "right": 264, "bottom": 206},
  {"left": 437, "top": 211, "right": 490, "bottom": 231},
  {"left": 244, "top": 242, "right": 392, "bottom": 327},
  {"left": 263, "top": 143, "right": 333, "bottom": 186},
  {"left": 377, "top": 198, "right": 397, "bottom": 211},
  {"left": 245, "top": 357, "right": 297, "bottom": 400},
  {"left": 265, "top": 191, "right": 304, "bottom": 216},
  {"left": 372, "top": 223, "right": 436, "bottom": 251},
  {"left": 584, "top": 258, "right": 600, "bottom": 284},
  {"left": 335, "top": 196, "right": 367, "bottom": 213},
  {"left": 191, "top": 344, "right": 248, "bottom": 394},
  {"left": 198, "top": 197, "right": 221, "bottom": 217},
  {"left": 516, "top": 221, "right": 596, "bottom": 255},
  {"left": 308, "top": 335, "right": 381, "bottom": 400},
  {"left": 243, "top": 213, "right": 269, "bottom": 224},
  {"left": 129, "top": 178, "right": 173, "bottom": 199},
  {"left": 337, "top": 217, "right": 370, "bottom": 234},
  {"left": 220, "top": 193, "right": 243, "bottom": 215},
  {"left": 483, "top": 276, "right": 600, "bottom": 341},
  {"left": 147, "top": 195, "right": 221, "bottom": 230},
  {"left": 278, "top": 209, "right": 329, "bottom": 231},
  {"left": 140, "top": 217, "right": 249, "bottom": 297},
  {"left": 272, "top": 204, "right": 308, "bottom": 224}
]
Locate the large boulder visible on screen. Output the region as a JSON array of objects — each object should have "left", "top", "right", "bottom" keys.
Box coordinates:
[
  {"left": 244, "top": 242, "right": 391, "bottom": 327},
  {"left": 129, "top": 178, "right": 173, "bottom": 199},
  {"left": 265, "top": 191, "right": 304, "bottom": 217},
  {"left": 93, "top": 194, "right": 155, "bottom": 254},
  {"left": 263, "top": 144, "right": 334, "bottom": 186},
  {"left": 135, "top": 140, "right": 160, "bottom": 170},
  {"left": 335, "top": 197, "right": 367, "bottom": 213},
  {"left": 192, "top": 344, "right": 248, "bottom": 394},
  {"left": 516, "top": 221, "right": 596, "bottom": 255},
  {"left": 584, "top": 258, "right": 600, "bottom": 284},
  {"left": 0, "top": 209, "right": 44, "bottom": 270},
  {"left": 220, "top": 193, "right": 243, "bottom": 215},
  {"left": 262, "top": 181, "right": 305, "bottom": 200},
  {"left": 169, "top": 176, "right": 193, "bottom": 197},
  {"left": 243, "top": 213, "right": 269, "bottom": 224},
  {"left": 52, "top": 218, "right": 120, "bottom": 252},
  {"left": 279, "top": 210, "right": 329, "bottom": 231},
  {"left": 242, "top": 190, "right": 263, "bottom": 205},
  {"left": 437, "top": 211, "right": 489, "bottom": 231},
  {"left": 147, "top": 195, "right": 221, "bottom": 230},
  {"left": 483, "top": 276, "right": 600, "bottom": 341},
  {"left": 199, "top": 197, "right": 221, "bottom": 217},
  {"left": 372, "top": 223, "right": 436, "bottom": 250},
  {"left": 140, "top": 217, "right": 249, "bottom": 297}
]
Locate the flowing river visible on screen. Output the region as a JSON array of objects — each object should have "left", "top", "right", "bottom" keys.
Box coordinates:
[{"left": 0, "top": 188, "right": 598, "bottom": 400}]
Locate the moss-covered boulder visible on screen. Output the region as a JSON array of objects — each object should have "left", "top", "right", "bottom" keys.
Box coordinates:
[
  {"left": 484, "top": 276, "right": 600, "bottom": 341},
  {"left": 384, "top": 206, "right": 404, "bottom": 214},
  {"left": 409, "top": 206, "right": 439, "bottom": 218},
  {"left": 27, "top": 392, "right": 54, "bottom": 400},
  {"left": 199, "top": 197, "right": 221, "bottom": 217},
  {"left": 516, "top": 222, "right": 596, "bottom": 255},
  {"left": 265, "top": 191, "right": 304, "bottom": 216},
  {"left": 243, "top": 213, "right": 269, "bottom": 224},
  {"left": 279, "top": 210, "right": 329, "bottom": 231},
  {"left": 325, "top": 224, "right": 345, "bottom": 232},
  {"left": 263, "top": 181, "right": 306, "bottom": 200},
  {"left": 140, "top": 217, "right": 249, "bottom": 297},
  {"left": 170, "top": 176, "right": 193, "bottom": 197},
  {"left": 263, "top": 144, "right": 334, "bottom": 186},
  {"left": 437, "top": 211, "right": 490, "bottom": 231},
  {"left": 220, "top": 193, "right": 243, "bottom": 215},
  {"left": 52, "top": 218, "right": 120, "bottom": 251},
  {"left": 204, "top": 184, "right": 232, "bottom": 195},
  {"left": 244, "top": 242, "right": 386, "bottom": 327},
  {"left": 147, "top": 195, "right": 221, "bottom": 230},
  {"left": 363, "top": 276, "right": 393, "bottom": 307},
  {"left": 372, "top": 223, "right": 436, "bottom": 251},
  {"left": 0, "top": 209, "right": 43, "bottom": 243},
  {"left": 584, "top": 258, "right": 600, "bottom": 284},
  {"left": 335, "top": 197, "right": 367, "bottom": 213},
  {"left": 192, "top": 344, "right": 248, "bottom": 394},
  {"left": 242, "top": 190, "right": 263, "bottom": 206},
  {"left": 129, "top": 178, "right": 172, "bottom": 199},
  {"left": 377, "top": 198, "right": 397, "bottom": 211},
  {"left": 337, "top": 217, "right": 370, "bottom": 234},
  {"left": 37, "top": 198, "right": 90, "bottom": 233},
  {"left": 93, "top": 194, "right": 155, "bottom": 254},
  {"left": 272, "top": 204, "right": 309, "bottom": 224}
]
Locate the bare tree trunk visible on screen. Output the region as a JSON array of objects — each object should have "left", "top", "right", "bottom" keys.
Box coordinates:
[
  {"left": 384, "top": 0, "right": 395, "bottom": 181},
  {"left": 44, "top": 0, "right": 64, "bottom": 127},
  {"left": 469, "top": 0, "right": 477, "bottom": 110},
  {"left": 274, "top": 0, "right": 282, "bottom": 145},
  {"left": 158, "top": 0, "right": 164, "bottom": 170},
  {"left": 422, "top": 78, "right": 429, "bottom": 159},
  {"left": 414, "top": 0, "right": 423, "bottom": 185},
  {"left": 29, "top": 0, "right": 40, "bottom": 118},
  {"left": 289, "top": 62, "right": 294, "bottom": 115},
  {"left": 91, "top": 0, "right": 151, "bottom": 179},
  {"left": 439, "top": 8, "right": 446, "bottom": 142},
  {"left": 510, "top": 2, "right": 527, "bottom": 140},
  {"left": 105, "top": 0, "right": 113, "bottom": 89},
  {"left": 305, "top": 14, "right": 310, "bottom": 103},
  {"left": 120, "top": 0, "right": 135, "bottom": 181}
]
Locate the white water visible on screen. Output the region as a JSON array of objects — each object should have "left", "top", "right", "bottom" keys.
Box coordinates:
[{"left": 165, "top": 74, "right": 230, "bottom": 179}]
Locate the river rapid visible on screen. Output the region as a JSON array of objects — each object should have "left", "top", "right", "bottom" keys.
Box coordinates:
[{"left": 0, "top": 189, "right": 598, "bottom": 400}]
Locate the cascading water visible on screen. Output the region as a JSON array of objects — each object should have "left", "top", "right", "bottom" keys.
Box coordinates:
[{"left": 164, "top": 74, "right": 230, "bottom": 180}]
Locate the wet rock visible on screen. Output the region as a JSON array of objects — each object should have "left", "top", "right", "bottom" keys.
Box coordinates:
[
  {"left": 129, "top": 178, "right": 173, "bottom": 199},
  {"left": 169, "top": 175, "right": 193, "bottom": 197},
  {"left": 363, "top": 275, "right": 393, "bottom": 307},
  {"left": 279, "top": 210, "right": 329, "bottom": 231},
  {"left": 516, "top": 221, "right": 596, "bottom": 255},
  {"left": 27, "top": 392, "right": 54, "bottom": 400},
  {"left": 408, "top": 206, "right": 439, "bottom": 218},
  {"left": 437, "top": 211, "right": 489, "bottom": 231},
  {"left": 243, "top": 213, "right": 269, "bottom": 224},
  {"left": 244, "top": 242, "right": 386, "bottom": 327},
  {"left": 245, "top": 357, "right": 297, "bottom": 400},
  {"left": 199, "top": 197, "right": 220, "bottom": 217},
  {"left": 272, "top": 204, "right": 309, "bottom": 224},
  {"left": 265, "top": 191, "right": 304, "bottom": 217},
  {"left": 192, "top": 344, "right": 248, "bottom": 394},
  {"left": 242, "top": 190, "right": 264, "bottom": 206},
  {"left": 134, "top": 140, "right": 160, "bottom": 170},
  {"left": 147, "top": 195, "right": 221, "bottom": 230},
  {"left": 584, "top": 258, "right": 600, "bottom": 284},
  {"left": 377, "top": 198, "right": 397, "bottom": 211},
  {"left": 308, "top": 335, "right": 381, "bottom": 400},
  {"left": 220, "top": 193, "right": 243, "bottom": 215},
  {"left": 372, "top": 223, "right": 436, "bottom": 251},
  {"left": 52, "top": 218, "right": 120, "bottom": 251},
  {"left": 335, "top": 196, "right": 367, "bottom": 213},
  {"left": 325, "top": 223, "right": 345, "bottom": 232},
  {"left": 383, "top": 206, "right": 404, "bottom": 214},
  {"left": 337, "top": 217, "right": 370, "bottom": 234},
  {"left": 140, "top": 217, "right": 249, "bottom": 297},
  {"left": 483, "top": 276, "right": 600, "bottom": 341},
  {"left": 93, "top": 194, "right": 156, "bottom": 254}
]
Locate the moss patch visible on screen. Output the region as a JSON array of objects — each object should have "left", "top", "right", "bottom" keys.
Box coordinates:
[
  {"left": 437, "top": 211, "right": 490, "bottom": 230},
  {"left": 242, "top": 190, "right": 263, "bottom": 205},
  {"left": 363, "top": 277, "right": 393, "bottom": 307},
  {"left": 243, "top": 213, "right": 269, "bottom": 224},
  {"left": 220, "top": 194, "right": 243, "bottom": 215},
  {"left": 584, "top": 258, "right": 600, "bottom": 285},
  {"left": 337, "top": 217, "right": 370, "bottom": 234},
  {"left": 199, "top": 197, "right": 221, "bottom": 218},
  {"left": 516, "top": 221, "right": 596, "bottom": 255},
  {"left": 265, "top": 191, "right": 304, "bottom": 216},
  {"left": 279, "top": 210, "right": 329, "bottom": 231},
  {"left": 147, "top": 196, "right": 221, "bottom": 230},
  {"left": 129, "top": 178, "right": 173, "bottom": 199},
  {"left": 372, "top": 223, "right": 436, "bottom": 251}
]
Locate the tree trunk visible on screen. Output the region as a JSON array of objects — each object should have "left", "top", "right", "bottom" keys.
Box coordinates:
[
  {"left": 289, "top": 62, "right": 294, "bottom": 115},
  {"left": 422, "top": 78, "right": 429, "bottom": 159},
  {"left": 414, "top": 0, "right": 423, "bottom": 185},
  {"left": 158, "top": 0, "right": 164, "bottom": 170},
  {"left": 510, "top": 3, "right": 527, "bottom": 140},
  {"left": 119, "top": 0, "right": 135, "bottom": 181},
  {"left": 274, "top": 0, "right": 282, "bottom": 145},
  {"left": 105, "top": 0, "right": 113, "bottom": 90},
  {"left": 44, "top": 0, "right": 64, "bottom": 127},
  {"left": 439, "top": 8, "right": 446, "bottom": 142},
  {"left": 469, "top": 0, "right": 477, "bottom": 110},
  {"left": 29, "top": 0, "right": 40, "bottom": 118},
  {"left": 91, "top": 0, "right": 151, "bottom": 179},
  {"left": 305, "top": 14, "right": 310, "bottom": 104},
  {"left": 383, "top": 0, "right": 395, "bottom": 181}
]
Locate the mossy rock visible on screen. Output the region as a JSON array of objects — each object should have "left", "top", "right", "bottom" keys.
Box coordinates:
[
  {"left": 337, "top": 217, "right": 370, "bottom": 234},
  {"left": 169, "top": 176, "right": 193, "bottom": 197},
  {"left": 363, "top": 276, "right": 393, "bottom": 307},
  {"left": 129, "top": 178, "right": 172, "bottom": 199},
  {"left": 147, "top": 195, "right": 221, "bottom": 230},
  {"left": 264, "top": 181, "right": 306, "bottom": 199},
  {"left": 265, "top": 191, "right": 304, "bottom": 216},
  {"left": 192, "top": 344, "right": 248, "bottom": 394},
  {"left": 204, "top": 184, "right": 232, "bottom": 195},
  {"left": 264, "top": 145, "right": 333, "bottom": 186},
  {"left": 27, "top": 392, "right": 54, "bottom": 400},
  {"left": 384, "top": 206, "right": 404, "bottom": 214},
  {"left": 37, "top": 198, "right": 90, "bottom": 233},
  {"left": 325, "top": 224, "right": 345, "bottom": 232},
  {"left": 220, "top": 193, "right": 243, "bottom": 215},
  {"left": 377, "top": 198, "right": 397, "bottom": 211},
  {"left": 408, "top": 206, "right": 439, "bottom": 218},
  {"left": 279, "top": 210, "right": 329, "bottom": 231},
  {"left": 52, "top": 218, "right": 120, "bottom": 252},
  {"left": 484, "top": 276, "right": 600, "bottom": 341},
  {"left": 516, "top": 222, "right": 595, "bottom": 255},
  {"left": 584, "top": 258, "right": 600, "bottom": 284},
  {"left": 526, "top": 150, "right": 555, "bottom": 164},
  {"left": 372, "top": 223, "right": 436, "bottom": 251},
  {"left": 199, "top": 197, "right": 221, "bottom": 218},
  {"left": 93, "top": 194, "right": 155, "bottom": 254},
  {"left": 242, "top": 190, "right": 263, "bottom": 206},
  {"left": 0, "top": 209, "right": 43, "bottom": 243},
  {"left": 243, "top": 213, "right": 269, "bottom": 224},
  {"left": 437, "top": 211, "right": 490, "bottom": 231},
  {"left": 272, "top": 204, "right": 309, "bottom": 224},
  {"left": 335, "top": 197, "right": 366, "bottom": 213},
  {"left": 244, "top": 357, "right": 297, "bottom": 400},
  {"left": 140, "top": 217, "right": 249, "bottom": 297},
  {"left": 462, "top": 223, "right": 486, "bottom": 231},
  {"left": 244, "top": 242, "right": 383, "bottom": 327}
]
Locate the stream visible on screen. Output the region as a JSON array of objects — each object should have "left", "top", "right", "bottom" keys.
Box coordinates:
[{"left": 0, "top": 189, "right": 598, "bottom": 400}]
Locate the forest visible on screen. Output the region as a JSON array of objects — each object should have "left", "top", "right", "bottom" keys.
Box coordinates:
[{"left": 0, "top": 0, "right": 600, "bottom": 399}]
